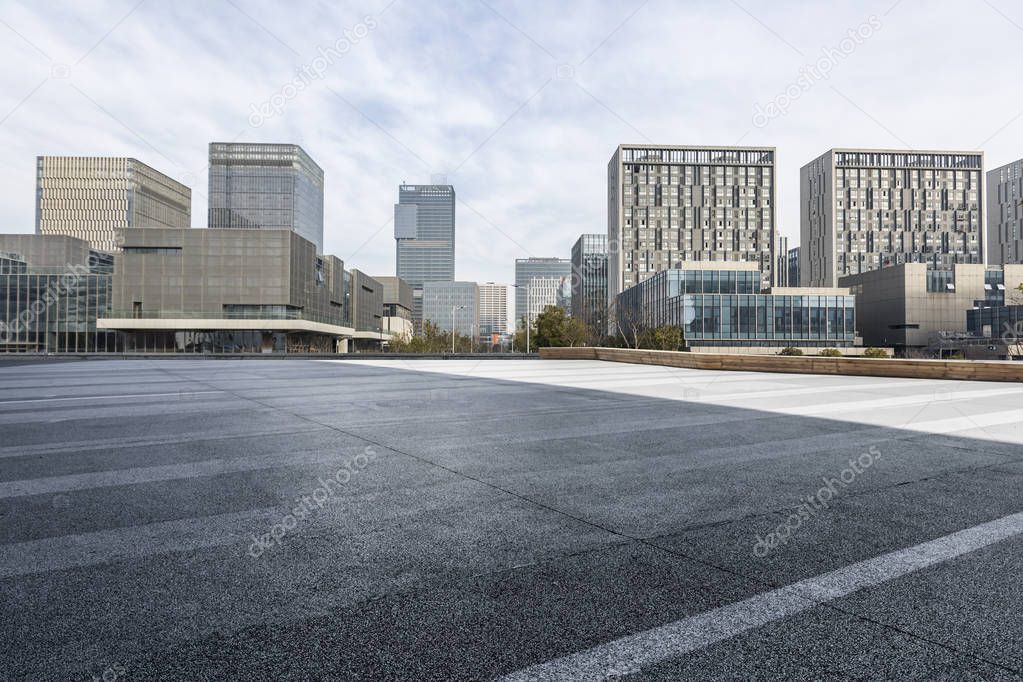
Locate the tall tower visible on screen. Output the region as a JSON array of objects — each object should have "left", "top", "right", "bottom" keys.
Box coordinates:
[
  {"left": 208, "top": 142, "right": 325, "bottom": 253},
  {"left": 608, "top": 144, "right": 776, "bottom": 299},
  {"left": 394, "top": 182, "right": 456, "bottom": 326}
]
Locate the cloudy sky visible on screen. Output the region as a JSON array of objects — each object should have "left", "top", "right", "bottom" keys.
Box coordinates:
[{"left": 1, "top": 0, "right": 1022, "bottom": 283}]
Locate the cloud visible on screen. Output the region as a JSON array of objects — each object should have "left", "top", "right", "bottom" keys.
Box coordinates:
[{"left": 1, "top": 0, "right": 1022, "bottom": 289}]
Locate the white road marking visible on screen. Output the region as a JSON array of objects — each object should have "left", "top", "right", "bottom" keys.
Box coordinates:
[
  {"left": 500, "top": 510, "right": 1023, "bottom": 681},
  {"left": 0, "top": 390, "right": 224, "bottom": 405}
]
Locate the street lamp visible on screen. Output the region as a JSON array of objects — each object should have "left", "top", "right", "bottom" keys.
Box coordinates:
[{"left": 451, "top": 305, "right": 466, "bottom": 353}]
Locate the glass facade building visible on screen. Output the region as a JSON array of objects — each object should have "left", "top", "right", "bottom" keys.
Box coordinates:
[
  {"left": 968, "top": 305, "right": 1023, "bottom": 339},
  {"left": 615, "top": 266, "right": 856, "bottom": 347},
  {"left": 208, "top": 143, "right": 325, "bottom": 253},
  {"left": 422, "top": 281, "right": 479, "bottom": 338},
  {"left": 0, "top": 235, "right": 120, "bottom": 352},
  {"left": 36, "top": 156, "right": 191, "bottom": 253},
  {"left": 571, "top": 234, "right": 608, "bottom": 337},
  {"left": 514, "top": 257, "right": 572, "bottom": 328},
  {"left": 394, "top": 184, "right": 456, "bottom": 326}
]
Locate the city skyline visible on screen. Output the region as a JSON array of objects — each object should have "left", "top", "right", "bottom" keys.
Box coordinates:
[{"left": 7, "top": 2, "right": 1023, "bottom": 286}]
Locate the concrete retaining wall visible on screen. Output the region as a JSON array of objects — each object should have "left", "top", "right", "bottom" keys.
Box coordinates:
[{"left": 539, "top": 347, "right": 1023, "bottom": 382}]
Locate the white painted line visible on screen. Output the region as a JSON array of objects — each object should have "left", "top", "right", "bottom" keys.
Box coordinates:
[
  {"left": 500, "top": 510, "right": 1023, "bottom": 681},
  {"left": 0, "top": 390, "right": 224, "bottom": 405}
]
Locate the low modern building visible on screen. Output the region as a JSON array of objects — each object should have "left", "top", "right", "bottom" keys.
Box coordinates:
[
  {"left": 422, "top": 280, "right": 479, "bottom": 338},
  {"left": 100, "top": 228, "right": 352, "bottom": 352},
  {"left": 36, "top": 156, "right": 191, "bottom": 253},
  {"left": 515, "top": 257, "right": 571, "bottom": 328},
  {"left": 0, "top": 234, "right": 119, "bottom": 352},
  {"left": 840, "top": 263, "right": 1023, "bottom": 351},
  {"left": 571, "top": 234, "right": 608, "bottom": 338},
  {"left": 376, "top": 276, "right": 413, "bottom": 341},
  {"left": 614, "top": 261, "right": 856, "bottom": 350},
  {"left": 987, "top": 158, "right": 1023, "bottom": 265},
  {"left": 349, "top": 269, "right": 383, "bottom": 335},
  {"left": 478, "top": 282, "right": 509, "bottom": 343}
]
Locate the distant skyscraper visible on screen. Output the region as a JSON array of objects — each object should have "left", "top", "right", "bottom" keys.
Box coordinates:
[
  {"left": 478, "top": 282, "right": 509, "bottom": 339},
  {"left": 422, "top": 281, "right": 478, "bottom": 338},
  {"left": 607, "top": 144, "right": 776, "bottom": 300},
  {"left": 787, "top": 246, "right": 800, "bottom": 287},
  {"left": 208, "top": 142, "right": 324, "bottom": 253},
  {"left": 394, "top": 183, "right": 456, "bottom": 325},
  {"left": 571, "top": 234, "right": 608, "bottom": 336},
  {"left": 988, "top": 158, "right": 1023, "bottom": 264},
  {"left": 35, "top": 156, "right": 191, "bottom": 253},
  {"left": 801, "top": 148, "right": 984, "bottom": 287},
  {"left": 775, "top": 236, "right": 789, "bottom": 288},
  {"left": 514, "top": 257, "right": 571, "bottom": 327}
]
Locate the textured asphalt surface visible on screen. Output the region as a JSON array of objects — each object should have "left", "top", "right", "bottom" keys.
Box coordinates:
[{"left": 1, "top": 357, "right": 1022, "bottom": 680}]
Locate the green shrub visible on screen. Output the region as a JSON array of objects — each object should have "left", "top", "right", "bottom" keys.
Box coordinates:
[
  {"left": 818, "top": 348, "right": 842, "bottom": 357},
  {"left": 862, "top": 347, "right": 888, "bottom": 358},
  {"left": 778, "top": 347, "right": 803, "bottom": 356}
]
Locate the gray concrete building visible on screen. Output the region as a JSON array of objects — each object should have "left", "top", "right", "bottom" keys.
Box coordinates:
[
  {"left": 349, "top": 269, "right": 383, "bottom": 336},
  {"left": 208, "top": 143, "right": 325, "bottom": 253},
  {"left": 571, "top": 234, "right": 608, "bottom": 338},
  {"left": 987, "top": 158, "right": 1023, "bottom": 265},
  {"left": 840, "top": 263, "right": 1023, "bottom": 351},
  {"left": 608, "top": 145, "right": 776, "bottom": 301},
  {"left": 100, "top": 228, "right": 350, "bottom": 352},
  {"left": 0, "top": 234, "right": 118, "bottom": 352},
  {"left": 376, "top": 276, "right": 413, "bottom": 341},
  {"left": 394, "top": 183, "right": 456, "bottom": 325},
  {"left": 801, "top": 149, "right": 984, "bottom": 288},
  {"left": 36, "top": 156, "right": 191, "bottom": 253},
  {"left": 514, "top": 257, "right": 571, "bottom": 328},
  {"left": 422, "top": 280, "right": 478, "bottom": 338}
]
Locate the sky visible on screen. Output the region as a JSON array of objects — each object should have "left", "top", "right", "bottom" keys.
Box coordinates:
[{"left": 2, "top": 0, "right": 1023, "bottom": 285}]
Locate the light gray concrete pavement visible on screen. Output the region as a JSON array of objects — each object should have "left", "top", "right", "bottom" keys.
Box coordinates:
[{"left": 1, "top": 358, "right": 1022, "bottom": 680}]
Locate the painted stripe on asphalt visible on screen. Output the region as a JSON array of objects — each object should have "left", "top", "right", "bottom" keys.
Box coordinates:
[
  {"left": 500, "top": 510, "right": 1023, "bottom": 681},
  {"left": 0, "top": 446, "right": 368, "bottom": 498},
  {"left": 0, "top": 390, "right": 224, "bottom": 405}
]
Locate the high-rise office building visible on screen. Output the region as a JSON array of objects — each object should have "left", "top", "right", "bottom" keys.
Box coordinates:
[
  {"left": 801, "top": 148, "right": 984, "bottom": 287},
  {"left": 35, "top": 156, "right": 191, "bottom": 253},
  {"left": 571, "top": 234, "right": 608, "bottom": 337},
  {"left": 422, "top": 281, "right": 478, "bottom": 338},
  {"left": 787, "top": 246, "right": 800, "bottom": 287},
  {"left": 208, "top": 143, "right": 325, "bottom": 253},
  {"left": 776, "top": 236, "right": 789, "bottom": 289},
  {"left": 607, "top": 144, "right": 776, "bottom": 301},
  {"left": 478, "top": 282, "right": 509, "bottom": 340},
  {"left": 514, "top": 257, "right": 571, "bottom": 327},
  {"left": 394, "top": 183, "right": 456, "bottom": 326},
  {"left": 987, "top": 158, "right": 1023, "bottom": 265}
]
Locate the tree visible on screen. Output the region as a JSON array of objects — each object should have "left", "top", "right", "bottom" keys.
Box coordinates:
[
  {"left": 533, "top": 305, "right": 568, "bottom": 347},
  {"left": 652, "top": 326, "right": 684, "bottom": 351},
  {"left": 563, "top": 317, "right": 590, "bottom": 347}
]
